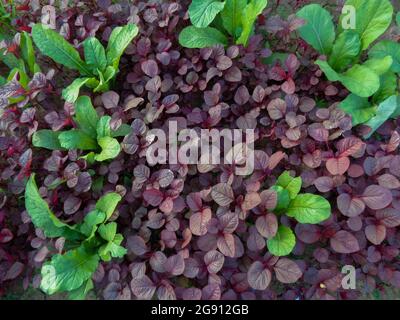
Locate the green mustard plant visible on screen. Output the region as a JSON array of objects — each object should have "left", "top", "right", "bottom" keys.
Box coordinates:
[
  {"left": 25, "top": 174, "right": 126, "bottom": 299},
  {"left": 31, "top": 23, "right": 138, "bottom": 102},
  {"left": 179, "top": 0, "right": 268, "bottom": 48}
]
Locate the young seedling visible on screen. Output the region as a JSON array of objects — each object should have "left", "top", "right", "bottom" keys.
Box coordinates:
[
  {"left": 296, "top": 0, "right": 400, "bottom": 137},
  {"left": 31, "top": 23, "right": 138, "bottom": 102},
  {"left": 32, "top": 96, "right": 131, "bottom": 162},
  {"left": 264, "top": 171, "right": 331, "bottom": 256},
  {"left": 25, "top": 174, "right": 126, "bottom": 299},
  {"left": 179, "top": 0, "right": 268, "bottom": 48}
]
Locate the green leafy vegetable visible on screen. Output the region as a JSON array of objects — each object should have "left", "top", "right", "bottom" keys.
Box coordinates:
[
  {"left": 179, "top": 26, "right": 228, "bottom": 48},
  {"left": 287, "top": 194, "right": 331, "bottom": 224},
  {"left": 189, "top": 0, "right": 226, "bottom": 28},
  {"left": 370, "top": 41, "right": 400, "bottom": 73},
  {"left": 276, "top": 171, "right": 302, "bottom": 200},
  {"left": 237, "top": 0, "right": 268, "bottom": 46},
  {"left": 267, "top": 226, "right": 296, "bottom": 257},
  {"left": 328, "top": 30, "right": 361, "bottom": 71},
  {"left": 339, "top": 94, "right": 376, "bottom": 126},
  {"left": 32, "top": 130, "right": 64, "bottom": 151},
  {"left": 221, "top": 0, "right": 247, "bottom": 37}
]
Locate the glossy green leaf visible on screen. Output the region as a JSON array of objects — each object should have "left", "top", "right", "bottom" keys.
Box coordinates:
[
  {"left": 32, "top": 24, "right": 92, "bottom": 75},
  {"left": 83, "top": 37, "right": 107, "bottom": 72},
  {"left": 296, "top": 4, "right": 335, "bottom": 55},
  {"left": 328, "top": 30, "right": 361, "bottom": 71},
  {"left": 287, "top": 194, "right": 331, "bottom": 224},
  {"left": 98, "top": 223, "right": 117, "bottom": 242},
  {"left": 95, "top": 192, "right": 122, "bottom": 220},
  {"left": 20, "top": 32, "right": 35, "bottom": 74},
  {"left": 62, "top": 78, "right": 91, "bottom": 103},
  {"left": 59, "top": 130, "right": 98, "bottom": 150},
  {"left": 80, "top": 210, "right": 106, "bottom": 237},
  {"left": 340, "top": 0, "right": 393, "bottom": 50},
  {"left": 179, "top": 26, "right": 228, "bottom": 48},
  {"left": 363, "top": 56, "right": 393, "bottom": 76},
  {"left": 25, "top": 175, "right": 82, "bottom": 240},
  {"left": 339, "top": 94, "right": 376, "bottom": 126},
  {"left": 32, "top": 130, "right": 63, "bottom": 151},
  {"left": 221, "top": 0, "right": 246, "bottom": 37},
  {"left": 369, "top": 40, "right": 400, "bottom": 73},
  {"left": 266, "top": 225, "right": 296, "bottom": 257},
  {"left": 74, "top": 96, "right": 99, "bottom": 138},
  {"left": 95, "top": 137, "right": 121, "bottom": 162},
  {"left": 236, "top": 0, "right": 268, "bottom": 46},
  {"left": 276, "top": 171, "right": 302, "bottom": 200},
  {"left": 364, "top": 95, "right": 398, "bottom": 139},
  {"left": 96, "top": 116, "right": 112, "bottom": 138},
  {"left": 40, "top": 245, "right": 99, "bottom": 295},
  {"left": 189, "top": 0, "right": 226, "bottom": 28},
  {"left": 106, "top": 24, "right": 139, "bottom": 69},
  {"left": 271, "top": 185, "right": 290, "bottom": 213},
  {"left": 68, "top": 279, "right": 94, "bottom": 300},
  {"left": 373, "top": 72, "right": 398, "bottom": 104}
]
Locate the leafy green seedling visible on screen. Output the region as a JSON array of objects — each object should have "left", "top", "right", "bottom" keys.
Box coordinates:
[
  {"left": 25, "top": 174, "right": 126, "bottom": 299},
  {"left": 32, "top": 96, "right": 131, "bottom": 162},
  {"left": 31, "top": 23, "right": 138, "bottom": 102},
  {"left": 265, "top": 171, "right": 331, "bottom": 256},
  {"left": 179, "top": 0, "right": 268, "bottom": 48},
  {"left": 296, "top": 0, "right": 400, "bottom": 136}
]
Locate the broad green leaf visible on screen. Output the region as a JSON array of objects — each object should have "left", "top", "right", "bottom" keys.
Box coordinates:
[
  {"left": 287, "top": 194, "right": 331, "bottom": 224},
  {"left": 32, "top": 130, "right": 63, "bottom": 150},
  {"left": 276, "top": 171, "right": 302, "bottom": 200},
  {"left": 340, "top": 0, "right": 393, "bottom": 51},
  {"left": 316, "top": 60, "right": 380, "bottom": 98},
  {"left": 179, "top": 26, "right": 228, "bottom": 48},
  {"left": 68, "top": 279, "right": 94, "bottom": 300},
  {"left": 59, "top": 130, "right": 98, "bottom": 150},
  {"left": 32, "top": 24, "right": 92, "bottom": 75},
  {"left": 236, "top": 0, "right": 268, "bottom": 46},
  {"left": 95, "top": 137, "right": 121, "bottom": 162},
  {"left": 266, "top": 225, "right": 296, "bottom": 257},
  {"left": 221, "top": 0, "right": 246, "bottom": 37},
  {"left": 364, "top": 95, "right": 398, "bottom": 139},
  {"left": 271, "top": 185, "right": 290, "bottom": 213},
  {"left": 96, "top": 116, "right": 112, "bottom": 138},
  {"left": 99, "top": 241, "right": 127, "bottom": 261},
  {"left": 98, "top": 223, "right": 117, "bottom": 242},
  {"left": 296, "top": 4, "right": 335, "bottom": 55},
  {"left": 62, "top": 77, "right": 90, "bottom": 103},
  {"left": 373, "top": 72, "right": 397, "bottom": 104},
  {"left": 40, "top": 245, "right": 99, "bottom": 295},
  {"left": 74, "top": 96, "right": 99, "bottom": 138},
  {"left": 95, "top": 192, "right": 122, "bottom": 220},
  {"left": 25, "top": 175, "right": 82, "bottom": 240},
  {"left": 363, "top": 56, "right": 393, "bottom": 76},
  {"left": 189, "top": 0, "right": 226, "bottom": 28},
  {"left": 328, "top": 30, "right": 361, "bottom": 71},
  {"left": 80, "top": 209, "right": 106, "bottom": 237},
  {"left": 339, "top": 94, "right": 376, "bottom": 126},
  {"left": 106, "top": 24, "right": 139, "bottom": 69},
  {"left": 83, "top": 37, "right": 107, "bottom": 72},
  {"left": 369, "top": 40, "right": 400, "bottom": 73},
  {"left": 20, "top": 32, "right": 35, "bottom": 74},
  {"left": 0, "top": 50, "right": 24, "bottom": 70},
  {"left": 111, "top": 124, "right": 132, "bottom": 137}
]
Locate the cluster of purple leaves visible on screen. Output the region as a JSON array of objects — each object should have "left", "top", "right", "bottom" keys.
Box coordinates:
[{"left": 1, "top": 0, "right": 400, "bottom": 300}]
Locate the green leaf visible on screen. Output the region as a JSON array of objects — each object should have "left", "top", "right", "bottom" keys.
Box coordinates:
[
  {"left": 369, "top": 40, "right": 400, "bottom": 73},
  {"left": 68, "top": 279, "right": 93, "bottom": 300},
  {"left": 95, "top": 192, "right": 122, "bottom": 220},
  {"left": 99, "top": 241, "right": 127, "bottom": 261},
  {"left": 62, "top": 78, "right": 91, "bottom": 103},
  {"left": 236, "top": 0, "right": 268, "bottom": 46},
  {"left": 74, "top": 96, "right": 99, "bottom": 138},
  {"left": 80, "top": 210, "right": 106, "bottom": 237},
  {"left": 328, "top": 30, "right": 361, "bottom": 71},
  {"left": 98, "top": 223, "right": 117, "bottom": 242},
  {"left": 32, "top": 24, "right": 92, "bottom": 75},
  {"left": 25, "top": 174, "right": 82, "bottom": 240},
  {"left": 287, "top": 194, "right": 331, "bottom": 224},
  {"left": 40, "top": 245, "right": 99, "bottom": 295},
  {"left": 276, "top": 171, "right": 302, "bottom": 200},
  {"left": 339, "top": 94, "right": 376, "bottom": 126},
  {"left": 266, "top": 225, "right": 296, "bottom": 257},
  {"left": 59, "top": 130, "right": 98, "bottom": 150},
  {"left": 363, "top": 56, "right": 393, "bottom": 76},
  {"left": 221, "top": 0, "right": 246, "bottom": 37},
  {"left": 83, "top": 37, "right": 107, "bottom": 72},
  {"left": 340, "top": 0, "right": 393, "bottom": 51},
  {"left": 373, "top": 72, "right": 398, "bottom": 104},
  {"left": 20, "top": 32, "right": 35, "bottom": 74},
  {"left": 316, "top": 60, "right": 380, "bottom": 97},
  {"left": 271, "top": 185, "right": 290, "bottom": 213},
  {"left": 32, "top": 130, "right": 64, "bottom": 151},
  {"left": 179, "top": 26, "right": 228, "bottom": 48},
  {"left": 189, "top": 0, "right": 226, "bottom": 28},
  {"left": 397, "top": 12, "right": 400, "bottom": 27},
  {"left": 296, "top": 4, "right": 335, "bottom": 55},
  {"left": 111, "top": 124, "right": 132, "bottom": 137},
  {"left": 364, "top": 95, "right": 398, "bottom": 139},
  {"left": 95, "top": 137, "right": 121, "bottom": 162},
  {"left": 96, "top": 116, "right": 112, "bottom": 138},
  {"left": 106, "top": 24, "right": 139, "bottom": 69}
]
